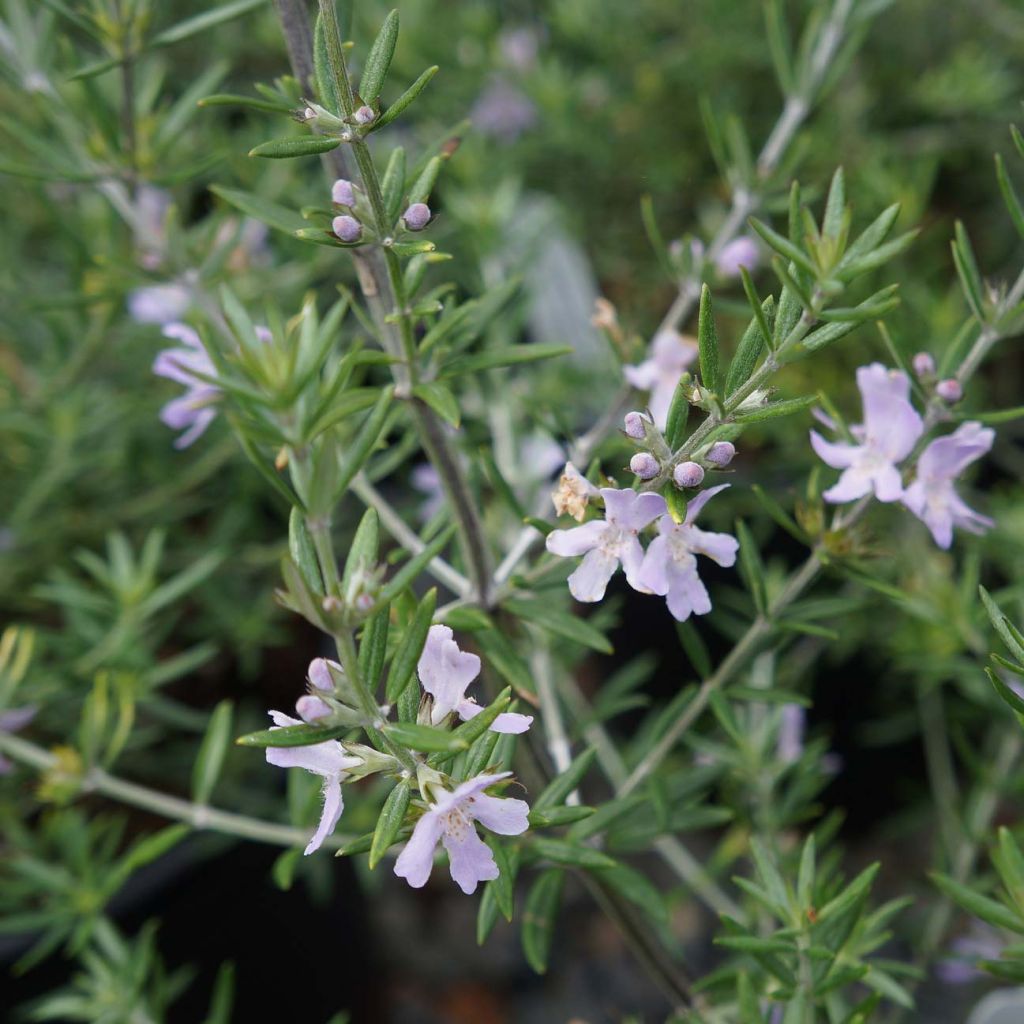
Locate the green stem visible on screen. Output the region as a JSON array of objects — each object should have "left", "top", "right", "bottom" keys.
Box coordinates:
[{"left": 0, "top": 731, "right": 354, "bottom": 850}]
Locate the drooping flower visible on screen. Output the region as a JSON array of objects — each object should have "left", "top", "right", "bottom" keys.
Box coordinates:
[
  {"left": 901, "top": 421, "right": 995, "bottom": 549},
  {"left": 623, "top": 329, "right": 698, "bottom": 429},
  {"left": 810, "top": 363, "right": 924, "bottom": 503},
  {"left": 546, "top": 488, "right": 667, "bottom": 602},
  {"left": 635, "top": 484, "right": 738, "bottom": 621},
  {"left": 394, "top": 771, "right": 530, "bottom": 894},
  {"left": 151, "top": 323, "right": 220, "bottom": 449},
  {"left": 0, "top": 706, "right": 36, "bottom": 774},
  {"left": 551, "top": 462, "right": 599, "bottom": 522},
  {"left": 265, "top": 701, "right": 363, "bottom": 855},
  {"left": 418, "top": 625, "right": 532, "bottom": 734}
]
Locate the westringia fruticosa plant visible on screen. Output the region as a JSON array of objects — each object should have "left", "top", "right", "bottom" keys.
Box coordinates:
[{"left": 3, "top": 0, "right": 1024, "bottom": 1021}]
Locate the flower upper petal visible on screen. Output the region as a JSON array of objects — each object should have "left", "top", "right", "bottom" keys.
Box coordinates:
[
  {"left": 419, "top": 624, "right": 481, "bottom": 723},
  {"left": 545, "top": 520, "right": 606, "bottom": 557}
]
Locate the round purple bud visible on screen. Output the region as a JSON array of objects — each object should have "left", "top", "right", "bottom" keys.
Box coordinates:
[
  {"left": 673, "top": 461, "right": 705, "bottom": 488},
  {"left": 706, "top": 441, "right": 736, "bottom": 467},
  {"left": 353, "top": 105, "right": 376, "bottom": 125},
  {"left": 629, "top": 452, "right": 659, "bottom": 480},
  {"left": 624, "top": 411, "right": 648, "bottom": 440},
  {"left": 912, "top": 351, "right": 935, "bottom": 378},
  {"left": 331, "top": 178, "right": 356, "bottom": 206},
  {"left": 936, "top": 378, "right": 963, "bottom": 403},
  {"left": 715, "top": 236, "right": 759, "bottom": 278},
  {"left": 403, "top": 202, "right": 432, "bottom": 231},
  {"left": 332, "top": 214, "right": 362, "bottom": 243}
]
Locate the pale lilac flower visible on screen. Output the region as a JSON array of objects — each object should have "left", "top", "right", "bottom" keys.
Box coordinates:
[
  {"left": 498, "top": 27, "right": 539, "bottom": 71},
  {"left": 623, "top": 330, "right": 698, "bottom": 429},
  {"left": 810, "top": 363, "right": 924, "bottom": 503},
  {"left": 129, "top": 283, "right": 191, "bottom": 325},
  {"left": 411, "top": 463, "right": 445, "bottom": 523},
  {"left": 674, "top": 461, "right": 704, "bottom": 488},
  {"left": 152, "top": 323, "right": 220, "bottom": 449},
  {"left": 777, "top": 704, "right": 805, "bottom": 764},
  {"left": 635, "top": 484, "right": 738, "bottom": 621},
  {"left": 630, "top": 453, "right": 659, "bottom": 480},
  {"left": 394, "top": 771, "right": 529, "bottom": 894},
  {"left": 937, "top": 923, "right": 1002, "bottom": 985},
  {"left": 0, "top": 706, "right": 37, "bottom": 774},
  {"left": 715, "top": 236, "right": 759, "bottom": 278},
  {"left": 418, "top": 625, "right": 532, "bottom": 734},
  {"left": 546, "top": 488, "right": 667, "bottom": 602},
  {"left": 551, "top": 461, "right": 599, "bottom": 522},
  {"left": 403, "top": 203, "right": 431, "bottom": 231},
  {"left": 471, "top": 79, "right": 537, "bottom": 141},
  {"left": 901, "top": 421, "right": 995, "bottom": 549},
  {"left": 936, "top": 378, "right": 963, "bottom": 403},
  {"left": 265, "top": 703, "right": 363, "bottom": 855}
]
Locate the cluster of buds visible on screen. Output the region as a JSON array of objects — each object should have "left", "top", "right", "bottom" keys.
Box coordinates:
[
  {"left": 913, "top": 350, "right": 963, "bottom": 404},
  {"left": 329, "top": 178, "right": 433, "bottom": 245},
  {"left": 623, "top": 407, "right": 738, "bottom": 490}
]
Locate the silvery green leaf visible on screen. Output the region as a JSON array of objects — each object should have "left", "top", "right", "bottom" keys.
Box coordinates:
[{"left": 359, "top": 10, "right": 400, "bottom": 103}]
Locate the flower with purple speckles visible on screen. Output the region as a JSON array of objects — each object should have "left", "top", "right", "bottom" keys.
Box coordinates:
[
  {"left": 418, "top": 625, "right": 532, "bottom": 734},
  {"left": 546, "top": 488, "right": 667, "bottom": 602},
  {"left": 394, "top": 771, "right": 529, "bottom": 894},
  {"left": 152, "top": 323, "right": 220, "bottom": 449},
  {"left": 623, "top": 330, "right": 698, "bottom": 429},
  {"left": 264, "top": 701, "right": 363, "bottom": 855},
  {"left": 901, "top": 421, "right": 995, "bottom": 549},
  {"left": 810, "top": 363, "right": 924, "bottom": 503},
  {"left": 635, "top": 484, "right": 738, "bottom": 621}
]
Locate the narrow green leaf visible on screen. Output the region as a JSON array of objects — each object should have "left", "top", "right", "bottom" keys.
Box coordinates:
[
  {"left": 360, "top": 10, "right": 400, "bottom": 103},
  {"left": 383, "top": 721, "right": 467, "bottom": 753},
  {"left": 237, "top": 721, "right": 351, "bottom": 748},
  {"left": 697, "top": 283, "right": 721, "bottom": 396},
  {"left": 374, "top": 66, "right": 439, "bottom": 130},
  {"left": 152, "top": 0, "right": 265, "bottom": 47},
  {"left": 749, "top": 217, "right": 818, "bottom": 277},
  {"left": 192, "top": 701, "right": 234, "bottom": 805},
  {"left": 341, "top": 507, "right": 379, "bottom": 596},
  {"left": 385, "top": 589, "right": 437, "bottom": 702},
  {"left": 334, "top": 388, "right": 395, "bottom": 499},
  {"left": 503, "top": 597, "right": 612, "bottom": 654},
  {"left": 209, "top": 185, "right": 307, "bottom": 235},
  {"left": 412, "top": 382, "right": 460, "bottom": 427},
  {"left": 359, "top": 606, "right": 391, "bottom": 694},
  {"left": 735, "top": 520, "right": 766, "bottom": 613},
  {"left": 521, "top": 869, "right": 564, "bottom": 974},
  {"left": 823, "top": 167, "right": 846, "bottom": 240},
  {"left": 369, "top": 780, "right": 412, "bottom": 869},
  {"left": 289, "top": 509, "right": 324, "bottom": 596},
  {"left": 249, "top": 136, "right": 342, "bottom": 159},
  {"left": 408, "top": 156, "right": 441, "bottom": 205},
  {"left": 534, "top": 748, "right": 596, "bottom": 810},
  {"left": 440, "top": 344, "right": 571, "bottom": 378},
  {"left": 733, "top": 394, "right": 817, "bottom": 423}
]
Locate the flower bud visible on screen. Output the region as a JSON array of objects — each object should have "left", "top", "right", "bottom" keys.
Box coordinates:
[
  {"left": 353, "top": 105, "right": 376, "bottom": 125},
  {"left": 912, "top": 351, "right": 935, "bottom": 378},
  {"left": 308, "top": 658, "right": 336, "bottom": 691},
  {"left": 673, "top": 461, "right": 705, "bottom": 488},
  {"left": 332, "top": 215, "right": 362, "bottom": 243},
  {"left": 331, "top": 178, "right": 356, "bottom": 206},
  {"left": 936, "top": 378, "right": 963, "bottom": 403},
  {"left": 296, "top": 694, "right": 331, "bottom": 721},
  {"left": 403, "top": 202, "right": 431, "bottom": 231},
  {"left": 629, "top": 452, "right": 659, "bottom": 480},
  {"left": 706, "top": 441, "right": 736, "bottom": 467},
  {"left": 623, "top": 411, "right": 649, "bottom": 439}
]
